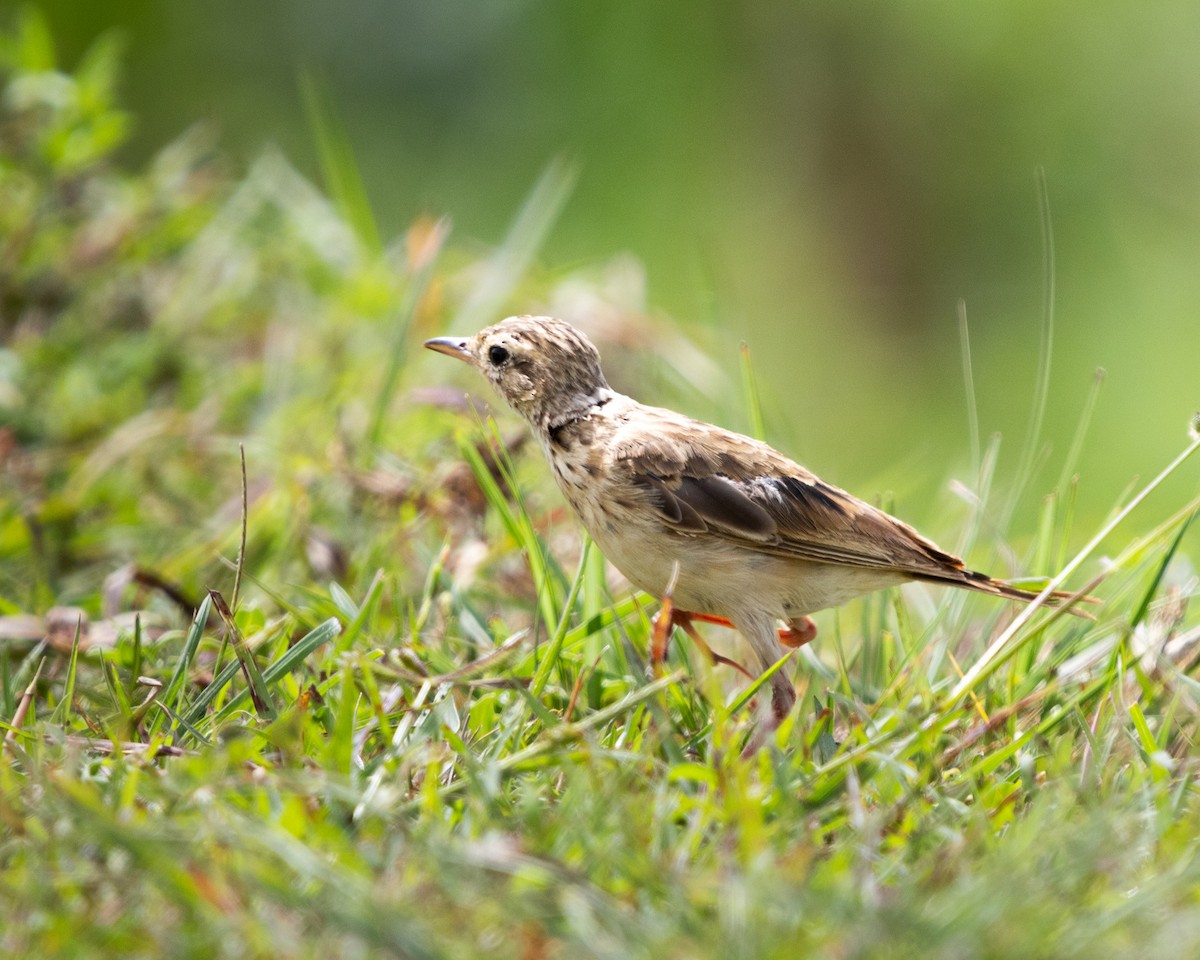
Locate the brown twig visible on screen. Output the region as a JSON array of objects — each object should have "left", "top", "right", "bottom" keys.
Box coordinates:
[
  {"left": 564, "top": 652, "right": 604, "bottom": 722},
  {"left": 5, "top": 657, "right": 46, "bottom": 749},
  {"left": 232, "top": 443, "right": 248, "bottom": 613}
]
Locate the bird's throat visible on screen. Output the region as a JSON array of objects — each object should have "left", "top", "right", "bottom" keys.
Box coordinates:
[{"left": 541, "top": 390, "right": 612, "bottom": 448}]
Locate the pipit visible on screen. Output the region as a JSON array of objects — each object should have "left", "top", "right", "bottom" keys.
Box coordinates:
[{"left": 426, "top": 316, "right": 1082, "bottom": 722}]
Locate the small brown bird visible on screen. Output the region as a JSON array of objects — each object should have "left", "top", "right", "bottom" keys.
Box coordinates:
[{"left": 426, "top": 316, "right": 1078, "bottom": 721}]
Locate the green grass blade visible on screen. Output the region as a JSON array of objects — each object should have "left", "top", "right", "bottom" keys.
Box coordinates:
[
  {"left": 211, "top": 618, "right": 341, "bottom": 725},
  {"left": 1056, "top": 367, "right": 1106, "bottom": 497},
  {"left": 530, "top": 540, "right": 591, "bottom": 699},
  {"left": 161, "top": 594, "right": 213, "bottom": 719},
  {"left": 739, "top": 341, "right": 766, "bottom": 441},
  {"left": 1128, "top": 506, "right": 1197, "bottom": 630},
  {"left": 50, "top": 615, "right": 84, "bottom": 725},
  {"left": 366, "top": 218, "right": 447, "bottom": 450},
  {"left": 299, "top": 73, "right": 381, "bottom": 255},
  {"left": 957, "top": 298, "right": 982, "bottom": 476},
  {"left": 153, "top": 701, "right": 211, "bottom": 746},
  {"left": 454, "top": 157, "right": 577, "bottom": 332},
  {"left": 947, "top": 427, "right": 1200, "bottom": 705},
  {"left": 335, "top": 569, "right": 386, "bottom": 653},
  {"left": 1004, "top": 166, "right": 1056, "bottom": 522},
  {"left": 180, "top": 660, "right": 242, "bottom": 729},
  {"left": 726, "top": 651, "right": 794, "bottom": 717},
  {"left": 210, "top": 589, "right": 275, "bottom": 721},
  {"left": 458, "top": 428, "right": 561, "bottom": 630}
]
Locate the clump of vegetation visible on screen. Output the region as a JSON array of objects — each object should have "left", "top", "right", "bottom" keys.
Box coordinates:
[{"left": 2, "top": 14, "right": 1200, "bottom": 958}]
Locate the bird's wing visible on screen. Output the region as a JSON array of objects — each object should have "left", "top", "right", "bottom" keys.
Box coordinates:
[{"left": 610, "top": 406, "right": 965, "bottom": 577}]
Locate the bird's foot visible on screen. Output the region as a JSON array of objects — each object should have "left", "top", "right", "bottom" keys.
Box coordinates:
[
  {"left": 650, "top": 602, "right": 755, "bottom": 680},
  {"left": 671, "top": 611, "right": 756, "bottom": 680}
]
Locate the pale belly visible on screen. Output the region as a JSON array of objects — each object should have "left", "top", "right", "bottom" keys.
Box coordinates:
[{"left": 581, "top": 509, "right": 905, "bottom": 620}]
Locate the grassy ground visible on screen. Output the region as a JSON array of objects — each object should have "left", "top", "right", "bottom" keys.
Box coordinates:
[{"left": 4, "top": 18, "right": 1200, "bottom": 959}]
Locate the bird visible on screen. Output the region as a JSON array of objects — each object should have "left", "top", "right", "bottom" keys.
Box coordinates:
[{"left": 425, "top": 315, "right": 1085, "bottom": 723}]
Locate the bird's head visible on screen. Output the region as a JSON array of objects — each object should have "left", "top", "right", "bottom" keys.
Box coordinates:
[{"left": 425, "top": 316, "right": 611, "bottom": 429}]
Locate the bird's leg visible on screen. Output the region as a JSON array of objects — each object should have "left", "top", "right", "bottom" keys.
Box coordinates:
[
  {"left": 768, "top": 674, "right": 797, "bottom": 722},
  {"left": 649, "top": 562, "right": 683, "bottom": 671},
  {"left": 671, "top": 613, "right": 756, "bottom": 680},
  {"left": 687, "top": 612, "right": 737, "bottom": 628},
  {"left": 650, "top": 601, "right": 755, "bottom": 680},
  {"left": 685, "top": 612, "right": 818, "bottom": 649},
  {"left": 730, "top": 612, "right": 798, "bottom": 729},
  {"left": 649, "top": 594, "right": 676, "bottom": 670}
]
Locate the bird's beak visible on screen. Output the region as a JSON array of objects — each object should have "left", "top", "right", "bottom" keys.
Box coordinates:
[{"left": 423, "top": 336, "right": 473, "bottom": 364}]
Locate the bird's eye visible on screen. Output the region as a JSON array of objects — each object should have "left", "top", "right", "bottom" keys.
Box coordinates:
[{"left": 488, "top": 345, "right": 510, "bottom": 366}]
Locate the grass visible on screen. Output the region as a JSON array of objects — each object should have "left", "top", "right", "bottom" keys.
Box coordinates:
[{"left": 4, "top": 16, "right": 1200, "bottom": 959}]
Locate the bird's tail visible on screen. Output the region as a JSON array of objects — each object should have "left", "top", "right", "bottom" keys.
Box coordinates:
[{"left": 920, "top": 567, "right": 1100, "bottom": 617}]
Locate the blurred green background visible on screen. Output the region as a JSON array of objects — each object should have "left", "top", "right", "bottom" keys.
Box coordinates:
[{"left": 25, "top": 0, "right": 1200, "bottom": 528}]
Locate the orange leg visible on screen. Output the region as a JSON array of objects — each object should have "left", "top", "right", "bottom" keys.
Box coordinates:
[
  {"left": 650, "top": 600, "right": 755, "bottom": 680},
  {"left": 672, "top": 613, "right": 756, "bottom": 680},
  {"left": 683, "top": 612, "right": 818, "bottom": 649},
  {"left": 687, "top": 612, "right": 736, "bottom": 628},
  {"left": 649, "top": 592, "right": 677, "bottom": 667}
]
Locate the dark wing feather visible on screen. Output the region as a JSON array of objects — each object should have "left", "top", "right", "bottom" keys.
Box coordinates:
[
  {"left": 669, "top": 475, "right": 776, "bottom": 540},
  {"left": 614, "top": 406, "right": 964, "bottom": 577}
]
